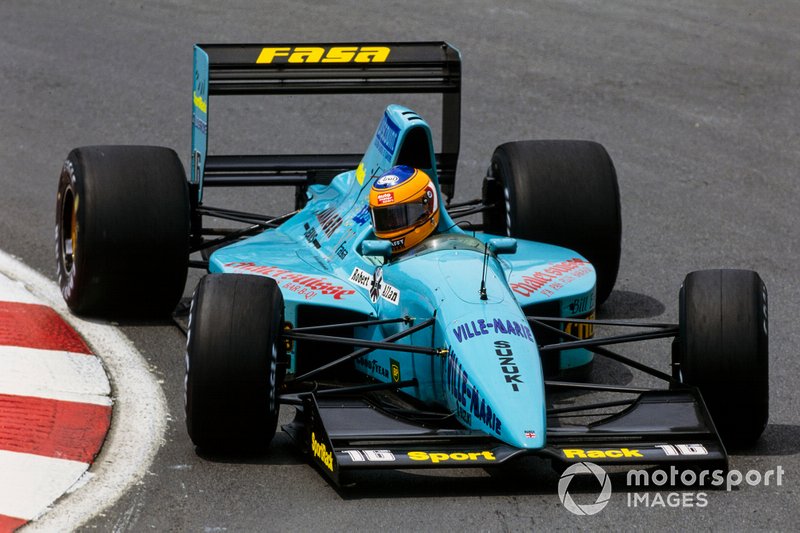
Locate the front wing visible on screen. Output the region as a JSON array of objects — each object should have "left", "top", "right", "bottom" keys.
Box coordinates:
[{"left": 283, "top": 389, "right": 727, "bottom": 486}]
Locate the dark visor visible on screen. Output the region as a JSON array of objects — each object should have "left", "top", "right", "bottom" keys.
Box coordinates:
[{"left": 371, "top": 199, "right": 433, "bottom": 233}]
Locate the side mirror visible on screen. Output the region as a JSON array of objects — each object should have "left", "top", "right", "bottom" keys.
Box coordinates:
[
  {"left": 360, "top": 239, "right": 393, "bottom": 258},
  {"left": 488, "top": 237, "right": 517, "bottom": 255}
]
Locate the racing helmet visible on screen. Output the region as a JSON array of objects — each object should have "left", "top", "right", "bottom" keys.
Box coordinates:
[{"left": 369, "top": 165, "right": 440, "bottom": 254}]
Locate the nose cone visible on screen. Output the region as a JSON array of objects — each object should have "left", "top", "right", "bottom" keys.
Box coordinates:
[{"left": 444, "top": 315, "right": 547, "bottom": 449}]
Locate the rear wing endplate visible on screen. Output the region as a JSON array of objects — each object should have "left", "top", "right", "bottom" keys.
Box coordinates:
[{"left": 191, "top": 42, "right": 461, "bottom": 201}]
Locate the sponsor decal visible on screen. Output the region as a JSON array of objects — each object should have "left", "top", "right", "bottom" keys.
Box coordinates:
[
  {"left": 256, "top": 46, "right": 391, "bottom": 64},
  {"left": 376, "top": 192, "right": 394, "bottom": 205},
  {"left": 564, "top": 312, "right": 595, "bottom": 340},
  {"left": 494, "top": 340, "right": 522, "bottom": 392},
  {"left": 311, "top": 431, "right": 334, "bottom": 471},
  {"left": 349, "top": 268, "right": 372, "bottom": 291},
  {"left": 562, "top": 448, "right": 644, "bottom": 459},
  {"left": 315, "top": 207, "right": 343, "bottom": 237},
  {"left": 192, "top": 149, "right": 202, "bottom": 184},
  {"left": 352, "top": 205, "right": 370, "bottom": 225},
  {"left": 455, "top": 402, "right": 471, "bottom": 426},
  {"left": 224, "top": 262, "right": 356, "bottom": 300},
  {"left": 193, "top": 68, "right": 207, "bottom": 100},
  {"left": 390, "top": 237, "right": 405, "bottom": 251},
  {"left": 355, "top": 161, "right": 366, "bottom": 185},
  {"left": 379, "top": 277, "right": 399, "bottom": 305},
  {"left": 390, "top": 358, "right": 401, "bottom": 382},
  {"left": 373, "top": 112, "right": 400, "bottom": 159},
  {"left": 329, "top": 227, "right": 356, "bottom": 263},
  {"left": 445, "top": 349, "right": 502, "bottom": 436},
  {"left": 376, "top": 174, "right": 400, "bottom": 187},
  {"left": 341, "top": 449, "right": 396, "bottom": 462},
  {"left": 511, "top": 258, "right": 593, "bottom": 298},
  {"left": 349, "top": 267, "right": 400, "bottom": 305},
  {"left": 303, "top": 223, "right": 321, "bottom": 249},
  {"left": 192, "top": 115, "right": 207, "bottom": 134},
  {"left": 373, "top": 166, "right": 416, "bottom": 189},
  {"left": 192, "top": 90, "right": 207, "bottom": 113},
  {"left": 407, "top": 451, "right": 496, "bottom": 464},
  {"left": 369, "top": 268, "right": 382, "bottom": 302},
  {"left": 567, "top": 294, "right": 594, "bottom": 315},
  {"left": 354, "top": 356, "right": 389, "bottom": 379},
  {"left": 452, "top": 318, "right": 535, "bottom": 344}
]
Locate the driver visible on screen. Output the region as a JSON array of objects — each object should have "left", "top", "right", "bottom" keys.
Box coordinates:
[{"left": 369, "top": 165, "right": 440, "bottom": 254}]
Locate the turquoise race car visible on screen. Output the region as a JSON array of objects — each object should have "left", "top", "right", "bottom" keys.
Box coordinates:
[{"left": 55, "top": 42, "right": 768, "bottom": 485}]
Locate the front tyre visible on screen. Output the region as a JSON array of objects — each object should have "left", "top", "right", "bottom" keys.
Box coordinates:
[
  {"left": 185, "top": 274, "right": 285, "bottom": 453},
  {"left": 482, "top": 140, "right": 621, "bottom": 305},
  {"left": 675, "top": 269, "right": 768, "bottom": 448},
  {"left": 55, "top": 145, "right": 190, "bottom": 317}
]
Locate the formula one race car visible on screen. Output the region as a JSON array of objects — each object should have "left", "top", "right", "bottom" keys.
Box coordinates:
[{"left": 55, "top": 42, "right": 768, "bottom": 485}]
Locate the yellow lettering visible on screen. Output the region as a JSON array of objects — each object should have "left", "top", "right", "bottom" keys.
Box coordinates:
[
  {"left": 355, "top": 162, "right": 366, "bottom": 185},
  {"left": 407, "top": 451, "right": 496, "bottom": 462},
  {"left": 290, "top": 46, "right": 324, "bottom": 63},
  {"left": 354, "top": 46, "right": 391, "bottom": 63},
  {"left": 565, "top": 320, "right": 594, "bottom": 339},
  {"left": 429, "top": 453, "right": 449, "bottom": 464},
  {"left": 310, "top": 432, "right": 333, "bottom": 471},
  {"left": 256, "top": 47, "right": 291, "bottom": 64},
  {"left": 322, "top": 46, "right": 357, "bottom": 63},
  {"left": 563, "top": 449, "right": 587, "bottom": 459},
  {"left": 562, "top": 447, "right": 644, "bottom": 459},
  {"left": 256, "top": 46, "right": 390, "bottom": 65},
  {"left": 192, "top": 91, "right": 207, "bottom": 113}
]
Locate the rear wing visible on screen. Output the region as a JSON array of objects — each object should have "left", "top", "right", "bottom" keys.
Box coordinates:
[{"left": 191, "top": 42, "right": 461, "bottom": 201}]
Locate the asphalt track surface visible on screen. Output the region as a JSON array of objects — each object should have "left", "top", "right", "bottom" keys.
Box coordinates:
[{"left": 2, "top": 0, "right": 799, "bottom": 530}]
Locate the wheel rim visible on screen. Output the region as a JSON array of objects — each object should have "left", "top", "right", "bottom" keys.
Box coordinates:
[{"left": 60, "top": 187, "right": 77, "bottom": 273}]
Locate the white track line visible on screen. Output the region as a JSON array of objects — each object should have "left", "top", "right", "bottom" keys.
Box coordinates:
[{"left": 0, "top": 250, "right": 168, "bottom": 529}]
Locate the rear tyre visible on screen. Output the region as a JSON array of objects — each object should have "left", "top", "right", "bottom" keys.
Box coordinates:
[
  {"left": 675, "top": 269, "right": 768, "bottom": 448},
  {"left": 482, "top": 140, "right": 621, "bottom": 305},
  {"left": 55, "top": 145, "right": 190, "bottom": 317},
  {"left": 185, "top": 274, "right": 285, "bottom": 453}
]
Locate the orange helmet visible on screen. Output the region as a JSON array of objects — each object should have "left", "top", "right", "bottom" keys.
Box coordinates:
[{"left": 369, "top": 166, "right": 440, "bottom": 254}]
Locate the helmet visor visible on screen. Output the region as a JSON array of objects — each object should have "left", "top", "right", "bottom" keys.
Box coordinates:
[{"left": 371, "top": 198, "right": 433, "bottom": 234}]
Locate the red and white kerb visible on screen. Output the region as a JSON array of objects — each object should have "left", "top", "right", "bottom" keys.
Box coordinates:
[{"left": 0, "top": 274, "right": 111, "bottom": 531}]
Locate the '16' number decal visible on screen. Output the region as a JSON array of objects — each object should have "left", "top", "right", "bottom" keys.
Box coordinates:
[
  {"left": 655, "top": 444, "right": 708, "bottom": 456},
  {"left": 341, "top": 449, "right": 396, "bottom": 462}
]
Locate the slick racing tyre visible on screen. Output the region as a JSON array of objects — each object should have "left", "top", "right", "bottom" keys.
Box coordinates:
[
  {"left": 482, "top": 140, "right": 621, "bottom": 305},
  {"left": 674, "top": 269, "right": 768, "bottom": 448},
  {"left": 185, "top": 274, "right": 285, "bottom": 452},
  {"left": 55, "top": 145, "right": 190, "bottom": 317}
]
